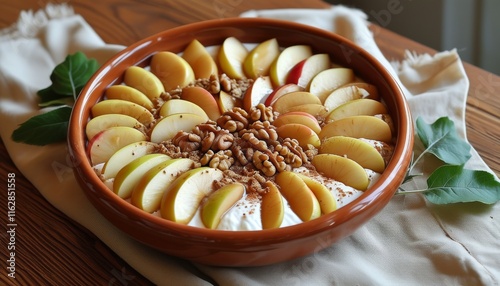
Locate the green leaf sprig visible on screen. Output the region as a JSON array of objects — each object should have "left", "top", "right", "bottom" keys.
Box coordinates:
[
  {"left": 397, "top": 116, "right": 500, "bottom": 204},
  {"left": 11, "top": 52, "right": 99, "bottom": 146}
]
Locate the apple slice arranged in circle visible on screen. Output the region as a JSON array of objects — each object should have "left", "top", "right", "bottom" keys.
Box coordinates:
[
  {"left": 87, "top": 126, "right": 147, "bottom": 166},
  {"left": 131, "top": 158, "right": 195, "bottom": 213},
  {"left": 325, "top": 98, "right": 388, "bottom": 123},
  {"left": 101, "top": 141, "right": 157, "bottom": 180},
  {"left": 270, "top": 45, "right": 312, "bottom": 87},
  {"left": 242, "top": 76, "right": 274, "bottom": 112},
  {"left": 275, "top": 171, "right": 321, "bottom": 222},
  {"left": 273, "top": 111, "right": 321, "bottom": 134},
  {"left": 113, "top": 153, "right": 171, "bottom": 199},
  {"left": 276, "top": 123, "right": 321, "bottom": 148},
  {"left": 123, "top": 66, "right": 165, "bottom": 101},
  {"left": 159, "top": 99, "right": 209, "bottom": 122},
  {"left": 271, "top": 91, "right": 321, "bottom": 114},
  {"left": 218, "top": 36, "right": 248, "bottom": 80},
  {"left": 201, "top": 182, "right": 245, "bottom": 229},
  {"left": 150, "top": 51, "right": 195, "bottom": 91},
  {"left": 217, "top": 90, "right": 242, "bottom": 113},
  {"left": 286, "top": 53, "right": 330, "bottom": 88},
  {"left": 323, "top": 85, "right": 367, "bottom": 112},
  {"left": 320, "top": 136, "right": 385, "bottom": 173},
  {"left": 161, "top": 167, "right": 224, "bottom": 224},
  {"left": 150, "top": 113, "right": 207, "bottom": 143},
  {"left": 181, "top": 39, "right": 218, "bottom": 79},
  {"left": 243, "top": 38, "right": 280, "bottom": 79},
  {"left": 260, "top": 181, "right": 285, "bottom": 229},
  {"left": 264, "top": 83, "right": 304, "bottom": 106},
  {"left": 91, "top": 99, "right": 155, "bottom": 125},
  {"left": 85, "top": 113, "right": 144, "bottom": 141},
  {"left": 104, "top": 85, "right": 154, "bottom": 110},
  {"left": 312, "top": 154, "right": 369, "bottom": 191},
  {"left": 180, "top": 86, "right": 221, "bottom": 121},
  {"left": 319, "top": 115, "right": 393, "bottom": 143},
  {"left": 295, "top": 173, "right": 337, "bottom": 214},
  {"left": 309, "top": 68, "right": 355, "bottom": 103}
]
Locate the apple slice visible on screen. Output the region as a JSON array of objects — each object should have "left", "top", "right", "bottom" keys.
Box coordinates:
[
  {"left": 276, "top": 123, "right": 321, "bottom": 148},
  {"left": 275, "top": 171, "right": 321, "bottom": 222},
  {"left": 160, "top": 167, "right": 224, "bottom": 224},
  {"left": 295, "top": 173, "right": 336, "bottom": 214},
  {"left": 260, "top": 181, "right": 284, "bottom": 229},
  {"left": 217, "top": 90, "right": 242, "bottom": 113},
  {"left": 286, "top": 53, "right": 330, "bottom": 88},
  {"left": 243, "top": 38, "right": 280, "bottom": 79},
  {"left": 242, "top": 76, "right": 273, "bottom": 111},
  {"left": 273, "top": 111, "right": 321, "bottom": 134},
  {"left": 320, "top": 136, "right": 385, "bottom": 173},
  {"left": 180, "top": 86, "right": 221, "bottom": 121},
  {"left": 201, "top": 183, "right": 245, "bottom": 229},
  {"left": 181, "top": 39, "right": 218, "bottom": 79},
  {"left": 271, "top": 91, "right": 321, "bottom": 114},
  {"left": 150, "top": 51, "right": 195, "bottom": 91},
  {"left": 312, "top": 154, "right": 369, "bottom": 190},
  {"left": 325, "top": 98, "right": 388, "bottom": 123},
  {"left": 101, "top": 141, "right": 157, "bottom": 179},
  {"left": 123, "top": 66, "right": 165, "bottom": 100},
  {"left": 285, "top": 103, "right": 328, "bottom": 117},
  {"left": 159, "top": 99, "right": 209, "bottom": 121},
  {"left": 309, "top": 68, "right": 355, "bottom": 103},
  {"left": 91, "top": 99, "right": 155, "bottom": 125},
  {"left": 85, "top": 114, "right": 144, "bottom": 141},
  {"left": 113, "top": 153, "right": 171, "bottom": 199},
  {"left": 323, "top": 85, "right": 367, "bottom": 111},
  {"left": 264, "top": 83, "right": 304, "bottom": 106},
  {"left": 131, "top": 158, "right": 195, "bottom": 213},
  {"left": 341, "top": 82, "right": 379, "bottom": 100},
  {"left": 319, "top": 115, "right": 393, "bottom": 143},
  {"left": 104, "top": 85, "right": 154, "bottom": 110},
  {"left": 218, "top": 37, "right": 248, "bottom": 79},
  {"left": 150, "top": 113, "right": 207, "bottom": 143},
  {"left": 87, "top": 126, "right": 147, "bottom": 166},
  {"left": 270, "top": 45, "right": 312, "bottom": 87}
]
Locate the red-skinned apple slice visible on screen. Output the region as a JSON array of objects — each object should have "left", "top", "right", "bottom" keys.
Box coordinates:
[
  {"left": 243, "top": 38, "right": 280, "bottom": 79},
  {"left": 101, "top": 141, "right": 157, "bottom": 179},
  {"left": 87, "top": 126, "right": 147, "bottom": 166},
  {"left": 201, "top": 183, "right": 245, "bottom": 229},
  {"left": 264, "top": 83, "right": 304, "bottom": 106},
  {"left": 285, "top": 103, "right": 328, "bottom": 117},
  {"left": 286, "top": 53, "right": 330, "bottom": 88},
  {"left": 123, "top": 66, "right": 165, "bottom": 100},
  {"left": 160, "top": 167, "right": 224, "bottom": 224},
  {"left": 131, "top": 158, "right": 195, "bottom": 213},
  {"left": 105, "top": 85, "right": 154, "bottom": 110},
  {"left": 113, "top": 153, "right": 171, "bottom": 199},
  {"left": 181, "top": 39, "right": 218, "bottom": 79},
  {"left": 276, "top": 123, "right": 321, "bottom": 148},
  {"left": 91, "top": 99, "right": 155, "bottom": 125},
  {"left": 319, "top": 115, "right": 393, "bottom": 143},
  {"left": 150, "top": 113, "right": 207, "bottom": 143},
  {"left": 85, "top": 114, "right": 144, "bottom": 141},
  {"left": 261, "top": 181, "right": 284, "bottom": 229},
  {"left": 269, "top": 45, "right": 312, "bottom": 87},
  {"left": 242, "top": 76, "right": 273, "bottom": 111},
  {"left": 275, "top": 171, "right": 321, "bottom": 222},
  {"left": 325, "top": 98, "right": 388, "bottom": 123},
  {"left": 218, "top": 37, "right": 248, "bottom": 79},
  {"left": 271, "top": 91, "right": 321, "bottom": 114},
  {"left": 309, "top": 68, "right": 355, "bottom": 103},
  {"left": 312, "top": 154, "right": 369, "bottom": 190},
  {"left": 150, "top": 51, "right": 195, "bottom": 91},
  {"left": 273, "top": 111, "right": 321, "bottom": 134},
  {"left": 180, "top": 86, "right": 221, "bottom": 121},
  {"left": 319, "top": 136, "right": 385, "bottom": 173}
]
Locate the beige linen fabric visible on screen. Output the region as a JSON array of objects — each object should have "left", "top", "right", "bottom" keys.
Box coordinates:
[{"left": 1, "top": 4, "right": 498, "bottom": 286}]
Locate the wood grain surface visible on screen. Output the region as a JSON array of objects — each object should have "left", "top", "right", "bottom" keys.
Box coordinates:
[{"left": 1, "top": 1, "right": 499, "bottom": 285}]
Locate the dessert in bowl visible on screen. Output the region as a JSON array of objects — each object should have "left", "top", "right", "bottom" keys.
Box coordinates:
[{"left": 68, "top": 18, "right": 413, "bottom": 266}]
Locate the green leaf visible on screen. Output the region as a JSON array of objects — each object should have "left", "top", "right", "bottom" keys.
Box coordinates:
[
  {"left": 416, "top": 116, "right": 471, "bottom": 165},
  {"left": 37, "top": 52, "right": 99, "bottom": 103},
  {"left": 11, "top": 106, "right": 72, "bottom": 146},
  {"left": 424, "top": 165, "right": 500, "bottom": 204}
]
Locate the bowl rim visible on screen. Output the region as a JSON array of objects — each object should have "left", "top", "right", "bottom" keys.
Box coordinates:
[{"left": 69, "top": 17, "right": 413, "bottom": 243}]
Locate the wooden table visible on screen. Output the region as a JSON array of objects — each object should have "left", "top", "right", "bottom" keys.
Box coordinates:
[{"left": 1, "top": 1, "right": 499, "bottom": 285}]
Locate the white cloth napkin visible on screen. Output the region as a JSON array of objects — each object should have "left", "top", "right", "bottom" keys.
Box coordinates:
[{"left": 1, "top": 4, "right": 499, "bottom": 286}]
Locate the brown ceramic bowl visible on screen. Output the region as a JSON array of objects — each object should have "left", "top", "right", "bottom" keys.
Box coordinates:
[{"left": 68, "top": 18, "right": 413, "bottom": 267}]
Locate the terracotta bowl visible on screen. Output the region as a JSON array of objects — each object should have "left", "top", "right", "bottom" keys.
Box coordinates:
[{"left": 68, "top": 18, "right": 413, "bottom": 267}]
